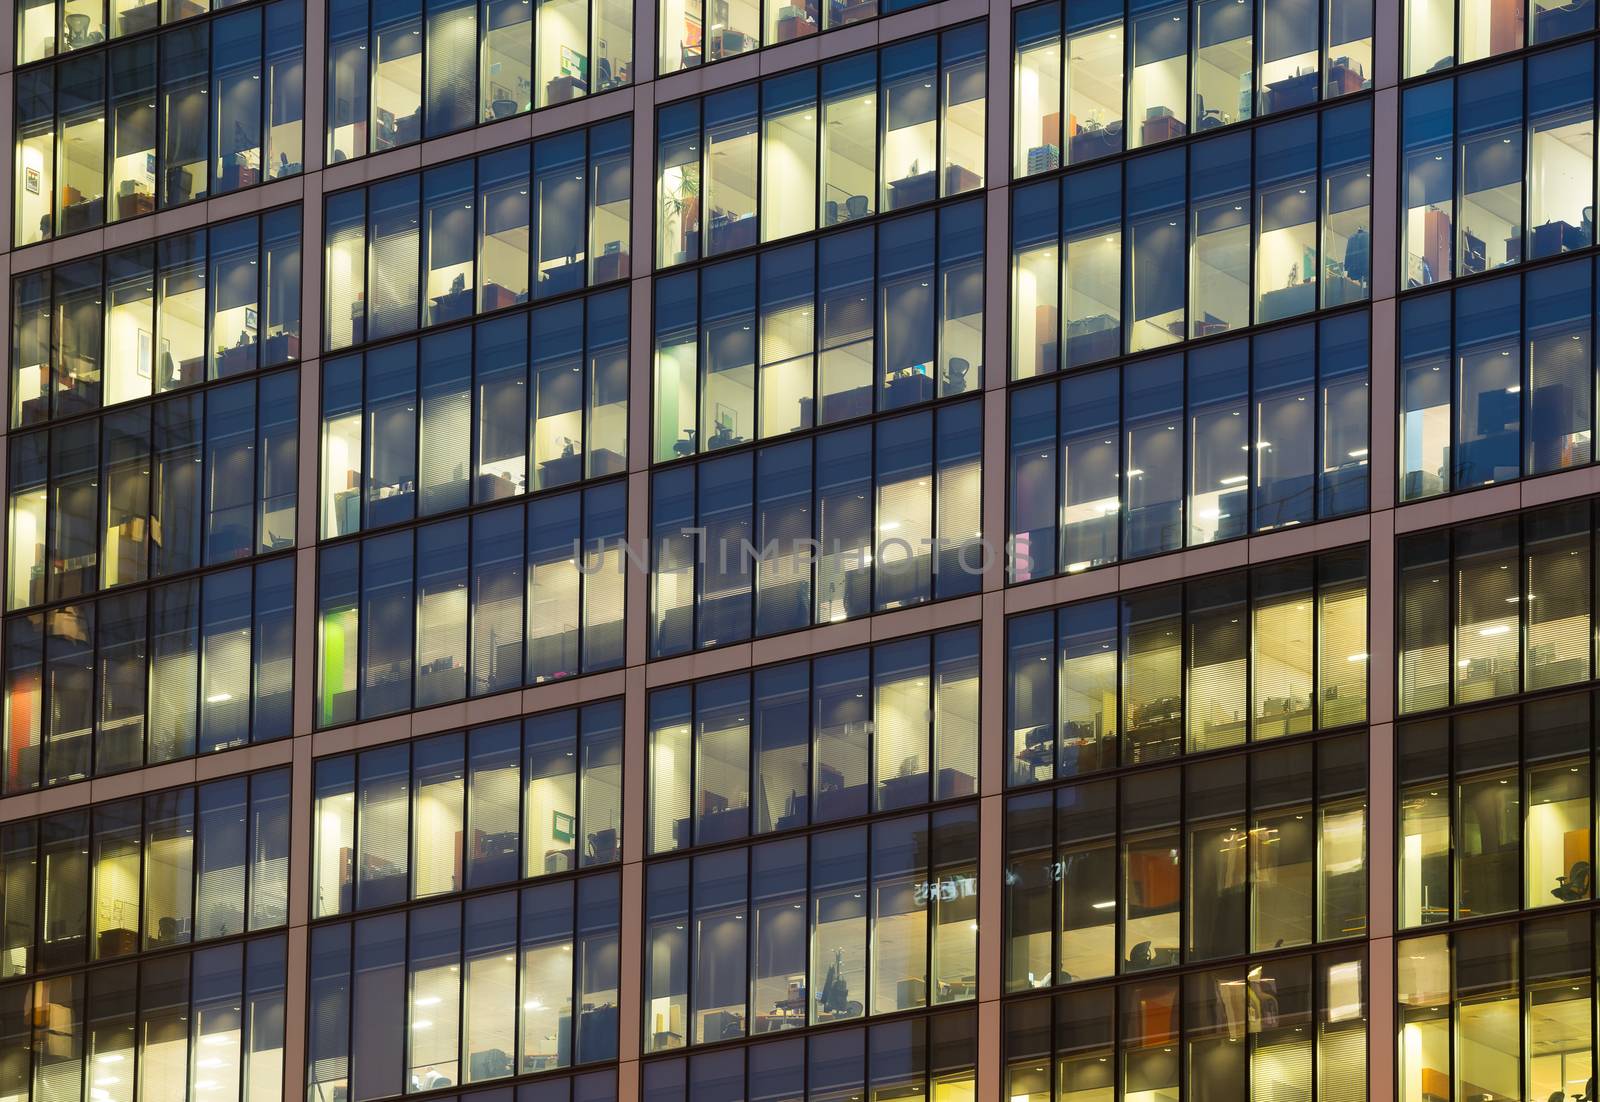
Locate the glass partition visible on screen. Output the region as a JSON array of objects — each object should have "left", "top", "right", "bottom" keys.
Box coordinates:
[
  {"left": 313, "top": 704, "right": 621, "bottom": 917},
  {"left": 323, "top": 119, "right": 630, "bottom": 351},
  {"left": 1404, "top": 0, "right": 1598, "bottom": 77},
  {"left": 1, "top": 558, "right": 292, "bottom": 791},
  {"left": 650, "top": 400, "right": 981, "bottom": 658},
  {"left": 1400, "top": 259, "right": 1600, "bottom": 501},
  {"left": 1398, "top": 500, "right": 1600, "bottom": 714},
  {"left": 1397, "top": 691, "right": 1600, "bottom": 928},
  {"left": 1011, "top": 99, "right": 1371, "bottom": 377},
  {"left": 653, "top": 200, "right": 981, "bottom": 463},
  {"left": 655, "top": 25, "right": 985, "bottom": 268},
  {"left": 647, "top": 627, "right": 978, "bottom": 854},
  {"left": 1398, "top": 917, "right": 1593, "bottom": 1102},
  {"left": 7, "top": 371, "right": 297, "bottom": 613},
  {"left": 11, "top": 209, "right": 301, "bottom": 428},
  {"left": 1005, "top": 735, "right": 1366, "bottom": 990},
  {"left": 1404, "top": 45, "right": 1598, "bottom": 288},
  {"left": 321, "top": 287, "right": 625, "bottom": 539},
  {"left": 316, "top": 484, "right": 624, "bottom": 727},
  {"left": 643, "top": 812, "right": 976, "bottom": 1051},
  {"left": 12, "top": 3, "right": 304, "bottom": 246},
  {"left": 1007, "top": 546, "right": 1368, "bottom": 785},
  {"left": 1010, "top": 312, "right": 1368, "bottom": 579},
  {"left": 641, "top": 1010, "right": 976, "bottom": 1099},
  {"left": 307, "top": 875, "right": 621, "bottom": 1098},
  {"left": 1006, "top": 949, "right": 1367, "bottom": 1102},
  {"left": 1013, "top": 0, "right": 1371, "bottom": 176},
  {"left": 0, "top": 770, "right": 285, "bottom": 979},
  {"left": 0, "top": 934, "right": 287, "bottom": 1102},
  {"left": 324, "top": 0, "right": 629, "bottom": 161}
]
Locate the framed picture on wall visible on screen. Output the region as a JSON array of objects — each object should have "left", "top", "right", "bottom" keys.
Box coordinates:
[
  {"left": 137, "top": 330, "right": 152, "bottom": 378},
  {"left": 245, "top": 307, "right": 258, "bottom": 332}
]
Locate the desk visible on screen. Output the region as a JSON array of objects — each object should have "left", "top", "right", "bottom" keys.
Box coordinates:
[
  {"left": 936, "top": 768, "right": 976, "bottom": 798},
  {"left": 220, "top": 162, "right": 259, "bottom": 191},
  {"left": 97, "top": 927, "right": 139, "bottom": 959},
  {"left": 546, "top": 75, "right": 588, "bottom": 103},
  {"left": 1535, "top": 0, "right": 1594, "bottom": 38},
  {"left": 887, "top": 171, "right": 936, "bottom": 210},
  {"left": 830, "top": 0, "right": 877, "bottom": 23},
  {"left": 589, "top": 447, "right": 627, "bottom": 477},
  {"left": 215, "top": 342, "right": 257, "bottom": 378},
  {"left": 885, "top": 370, "right": 934, "bottom": 407},
  {"left": 945, "top": 164, "right": 983, "bottom": 194},
  {"left": 1066, "top": 315, "right": 1118, "bottom": 365},
  {"left": 817, "top": 384, "right": 874, "bottom": 423},
  {"left": 116, "top": 190, "right": 155, "bottom": 220},
  {"left": 117, "top": 1, "right": 158, "bottom": 34},
  {"left": 163, "top": 355, "right": 205, "bottom": 390},
  {"left": 60, "top": 198, "right": 103, "bottom": 234},
  {"left": 1327, "top": 59, "right": 1368, "bottom": 94},
  {"left": 1322, "top": 274, "right": 1367, "bottom": 309},
  {"left": 878, "top": 772, "right": 930, "bottom": 808},
  {"left": 1532, "top": 219, "right": 1587, "bottom": 258},
  {"left": 776, "top": 5, "right": 817, "bottom": 39},
  {"left": 430, "top": 288, "right": 474, "bottom": 324},
  {"left": 1070, "top": 126, "right": 1122, "bottom": 161},
  {"left": 1257, "top": 281, "right": 1316, "bottom": 323},
  {"left": 593, "top": 250, "right": 628, "bottom": 283},
  {"left": 477, "top": 472, "right": 522, "bottom": 500},
  {"left": 1140, "top": 113, "right": 1185, "bottom": 145},
  {"left": 708, "top": 215, "right": 758, "bottom": 253},
  {"left": 262, "top": 333, "right": 300, "bottom": 364},
  {"left": 1263, "top": 70, "right": 1319, "bottom": 114},
  {"left": 481, "top": 282, "right": 525, "bottom": 311},
  {"left": 538, "top": 453, "right": 583, "bottom": 488},
  {"left": 377, "top": 112, "right": 421, "bottom": 149},
  {"left": 418, "top": 659, "right": 465, "bottom": 704},
  {"left": 815, "top": 784, "right": 869, "bottom": 821},
  {"left": 539, "top": 260, "right": 586, "bottom": 297}
]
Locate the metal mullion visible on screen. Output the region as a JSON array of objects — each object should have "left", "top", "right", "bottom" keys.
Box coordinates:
[
  {"left": 177, "top": 895, "right": 197, "bottom": 1101},
  {"left": 578, "top": 296, "right": 590, "bottom": 478},
  {"left": 1056, "top": 190, "right": 1067, "bottom": 384},
  {"left": 864, "top": 811, "right": 874, "bottom": 1019},
  {"left": 1447, "top": 708, "right": 1458, "bottom": 923},
  {"left": 874, "top": 51, "right": 884, "bottom": 237},
  {"left": 688, "top": 683, "right": 699, "bottom": 854},
  {"left": 452, "top": 896, "right": 468, "bottom": 1090},
  {"left": 1113, "top": 773, "right": 1125, "bottom": 977},
  {"left": 1518, "top": 494, "right": 1530, "bottom": 702},
  {"left": 1451, "top": 0, "right": 1461, "bottom": 93},
  {"left": 457, "top": 505, "right": 473, "bottom": 710},
  {"left": 233, "top": 938, "right": 247, "bottom": 1102},
  {"left": 1445, "top": 277, "right": 1458, "bottom": 680},
  {"left": 754, "top": 91, "right": 766, "bottom": 261},
  {"left": 194, "top": 389, "right": 214, "bottom": 744},
  {"left": 743, "top": 844, "right": 755, "bottom": 1035},
  {"left": 813, "top": 75, "right": 826, "bottom": 238},
  {"left": 808, "top": 423, "right": 818, "bottom": 631},
  {"left": 1185, "top": 1, "right": 1196, "bottom": 170},
  {"left": 927, "top": 407, "right": 938, "bottom": 609},
  {"left": 126, "top": 937, "right": 145, "bottom": 1102},
  {"left": 186, "top": 786, "right": 204, "bottom": 954}
]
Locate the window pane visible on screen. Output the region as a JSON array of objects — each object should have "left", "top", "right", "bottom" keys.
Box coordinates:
[{"left": 812, "top": 827, "right": 866, "bottom": 1023}]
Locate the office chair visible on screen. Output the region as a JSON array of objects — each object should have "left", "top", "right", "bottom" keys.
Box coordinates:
[
  {"left": 1553, "top": 859, "right": 1591, "bottom": 902},
  {"left": 944, "top": 357, "right": 970, "bottom": 393}
]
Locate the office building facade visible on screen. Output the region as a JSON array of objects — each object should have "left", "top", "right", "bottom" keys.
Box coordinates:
[{"left": 0, "top": 0, "right": 1592, "bottom": 1096}]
